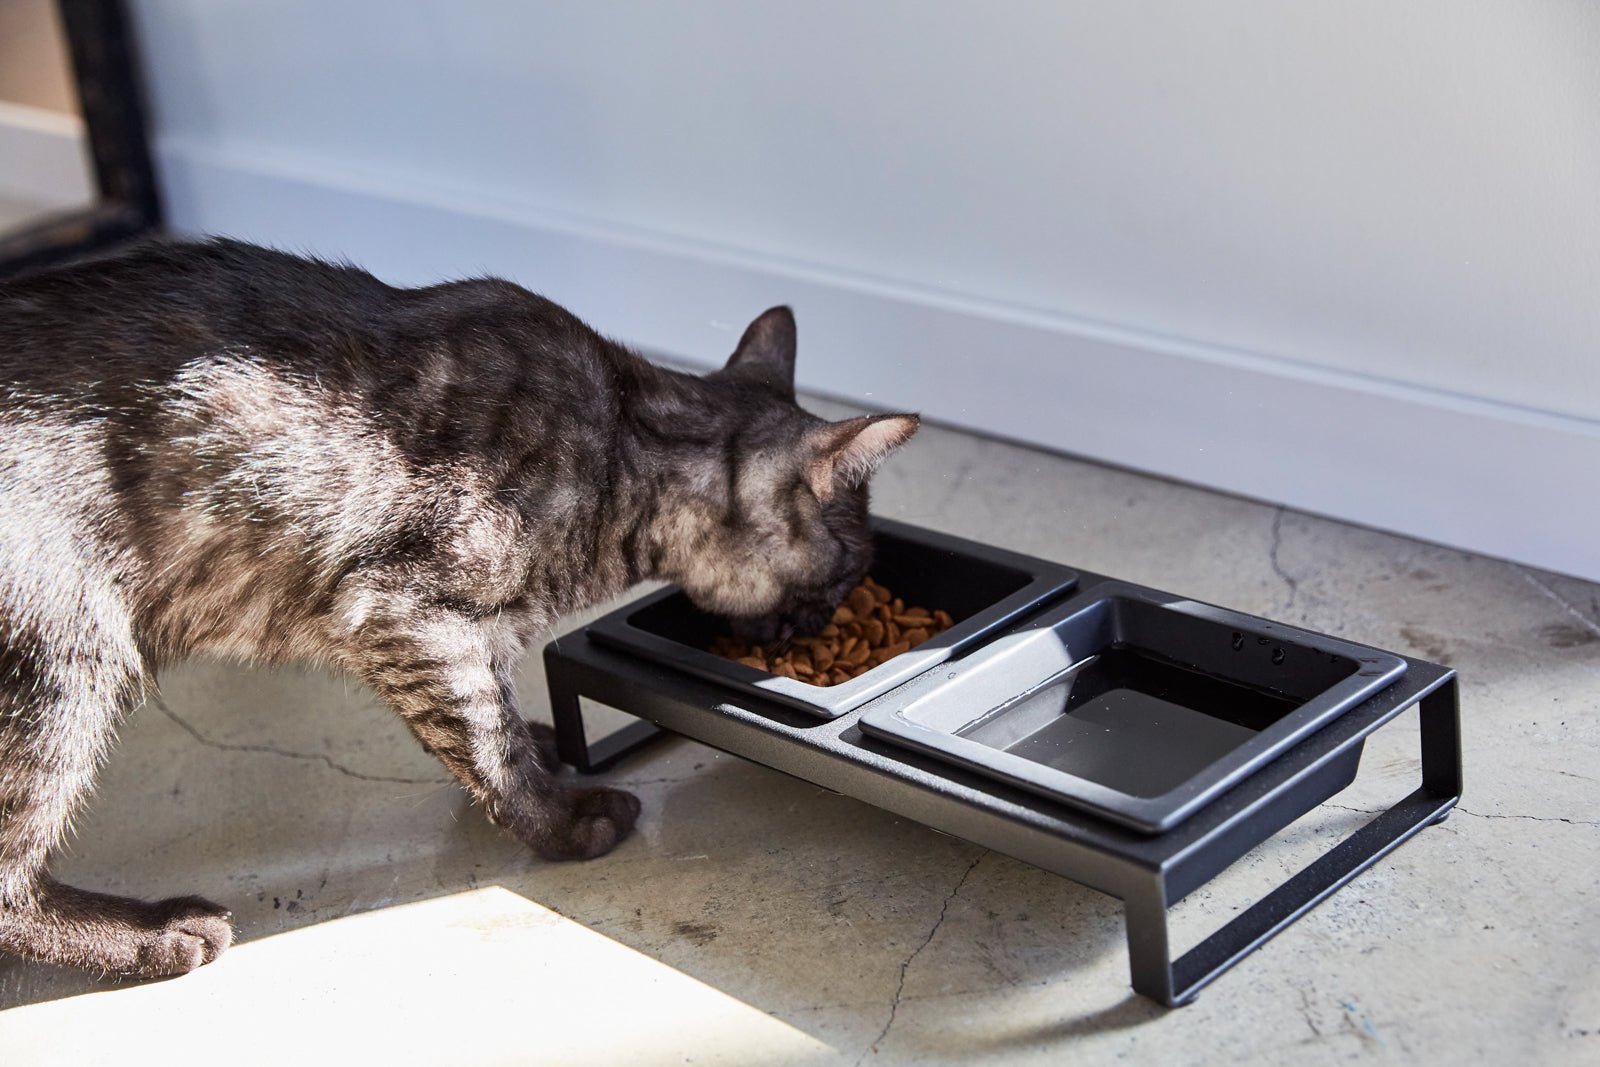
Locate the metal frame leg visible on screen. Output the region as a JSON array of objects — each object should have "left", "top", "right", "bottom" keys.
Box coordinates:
[
  {"left": 546, "top": 649, "right": 667, "bottom": 774},
  {"left": 1124, "top": 679, "right": 1462, "bottom": 1006},
  {"left": 1124, "top": 879, "right": 1176, "bottom": 1006}
]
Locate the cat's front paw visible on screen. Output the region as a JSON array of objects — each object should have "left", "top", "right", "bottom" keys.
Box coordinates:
[
  {"left": 512, "top": 785, "right": 640, "bottom": 861},
  {"left": 560, "top": 786, "right": 642, "bottom": 860},
  {"left": 131, "top": 896, "right": 235, "bottom": 977}
]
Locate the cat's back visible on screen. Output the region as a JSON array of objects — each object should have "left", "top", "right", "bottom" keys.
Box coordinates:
[
  {"left": 1, "top": 238, "right": 608, "bottom": 417},
  {"left": 1, "top": 237, "right": 621, "bottom": 526},
  {"left": 2, "top": 239, "right": 621, "bottom": 606},
  {"left": 0, "top": 241, "right": 414, "bottom": 584},
  {"left": 0, "top": 238, "right": 396, "bottom": 397}
]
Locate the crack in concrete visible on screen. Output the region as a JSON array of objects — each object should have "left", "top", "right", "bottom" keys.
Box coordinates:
[
  {"left": 1455, "top": 806, "right": 1600, "bottom": 828},
  {"left": 1270, "top": 507, "right": 1301, "bottom": 614},
  {"left": 855, "top": 851, "right": 985, "bottom": 1065},
  {"left": 785, "top": 974, "right": 1069, "bottom": 1020},
  {"left": 1299, "top": 986, "right": 1325, "bottom": 1039},
  {"left": 1516, "top": 568, "right": 1600, "bottom": 637},
  {"left": 1323, "top": 802, "right": 1385, "bottom": 816},
  {"left": 1328, "top": 801, "right": 1597, "bottom": 828},
  {"left": 152, "top": 697, "right": 452, "bottom": 786}
]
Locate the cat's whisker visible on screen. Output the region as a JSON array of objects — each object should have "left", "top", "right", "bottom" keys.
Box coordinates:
[{"left": 399, "top": 783, "right": 454, "bottom": 804}]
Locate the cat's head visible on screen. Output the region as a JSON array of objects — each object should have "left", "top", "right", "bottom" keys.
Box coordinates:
[{"left": 647, "top": 306, "right": 918, "bottom": 642}]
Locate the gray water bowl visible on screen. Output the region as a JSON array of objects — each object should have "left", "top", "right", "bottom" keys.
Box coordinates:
[{"left": 858, "top": 581, "right": 1407, "bottom": 832}]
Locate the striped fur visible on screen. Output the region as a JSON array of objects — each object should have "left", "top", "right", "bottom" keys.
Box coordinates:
[{"left": 0, "top": 238, "right": 916, "bottom": 977}]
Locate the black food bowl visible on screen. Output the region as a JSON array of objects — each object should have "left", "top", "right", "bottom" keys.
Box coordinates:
[{"left": 586, "top": 518, "right": 1078, "bottom": 718}]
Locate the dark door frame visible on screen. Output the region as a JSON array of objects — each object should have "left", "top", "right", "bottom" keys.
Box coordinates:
[{"left": 0, "top": 0, "right": 160, "bottom": 279}]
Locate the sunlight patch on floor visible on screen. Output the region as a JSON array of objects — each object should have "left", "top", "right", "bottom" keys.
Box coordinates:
[{"left": 0, "top": 887, "right": 833, "bottom": 1066}]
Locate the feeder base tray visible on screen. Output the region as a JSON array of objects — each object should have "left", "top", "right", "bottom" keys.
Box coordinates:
[{"left": 543, "top": 566, "right": 1460, "bottom": 1007}]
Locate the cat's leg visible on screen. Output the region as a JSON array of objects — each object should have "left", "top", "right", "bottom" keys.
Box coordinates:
[
  {"left": 355, "top": 610, "right": 638, "bottom": 860},
  {"left": 525, "top": 720, "right": 563, "bottom": 769},
  {"left": 0, "top": 877, "right": 233, "bottom": 977},
  {"left": 0, "top": 623, "right": 233, "bottom": 976}
]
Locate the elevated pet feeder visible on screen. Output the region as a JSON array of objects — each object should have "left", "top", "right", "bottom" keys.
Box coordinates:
[{"left": 545, "top": 518, "right": 1460, "bottom": 1006}]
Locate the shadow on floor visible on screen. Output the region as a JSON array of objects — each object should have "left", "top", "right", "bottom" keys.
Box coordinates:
[{"left": 0, "top": 739, "right": 1136, "bottom": 1044}]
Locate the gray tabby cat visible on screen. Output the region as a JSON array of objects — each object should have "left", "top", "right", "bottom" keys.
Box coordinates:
[{"left": 0, "top": 238, "right": 917, "bottom": 978}]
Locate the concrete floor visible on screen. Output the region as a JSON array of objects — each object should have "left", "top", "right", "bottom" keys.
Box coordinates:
[{"left": 1, "top": 403, "right": 1596, "bottom": 1065}]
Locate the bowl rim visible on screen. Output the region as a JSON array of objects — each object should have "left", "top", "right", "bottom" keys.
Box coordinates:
[
  {"left": 585, "top": 517, "right": 1080, "bottom": 719},
  {"left": 858, "top": 579, "right": 1408, "bottom": 832}
]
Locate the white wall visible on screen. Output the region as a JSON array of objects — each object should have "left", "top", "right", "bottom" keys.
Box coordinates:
[{"left": 129, "top": 1, "right": 1600, "bottom": 580}]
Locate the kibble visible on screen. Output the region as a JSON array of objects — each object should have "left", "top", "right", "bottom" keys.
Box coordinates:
[{"left": 709, "top": 576, "right": 955, "bottom": 686}]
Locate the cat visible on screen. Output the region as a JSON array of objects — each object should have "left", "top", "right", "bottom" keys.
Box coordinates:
[{"left": 0, "top": 237, "right": 917, "bottom": 978}]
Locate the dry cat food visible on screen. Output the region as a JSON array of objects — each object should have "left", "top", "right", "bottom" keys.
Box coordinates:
[{"left": 709, "top": 576, "right": 954, "bottom": 686}]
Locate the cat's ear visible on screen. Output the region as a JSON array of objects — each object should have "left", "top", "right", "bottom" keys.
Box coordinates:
[
  {"left": 723, "top": 306, "right": 797, "bottom": 397},
  {"left": 804, "top": 414, "right": 920, "bottom": 501}
]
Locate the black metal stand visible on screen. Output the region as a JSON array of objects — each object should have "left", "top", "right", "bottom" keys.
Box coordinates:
[{"left": 544, "top": 629, "right": 1459, "bottom": 1007}]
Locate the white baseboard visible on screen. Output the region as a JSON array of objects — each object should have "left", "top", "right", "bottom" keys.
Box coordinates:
[
  {"left": 153, "top": 139, "right": 1600, "bottom": 583},
  {"left": 0, "top": 100, "right": 92, "bottom": 208}
]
